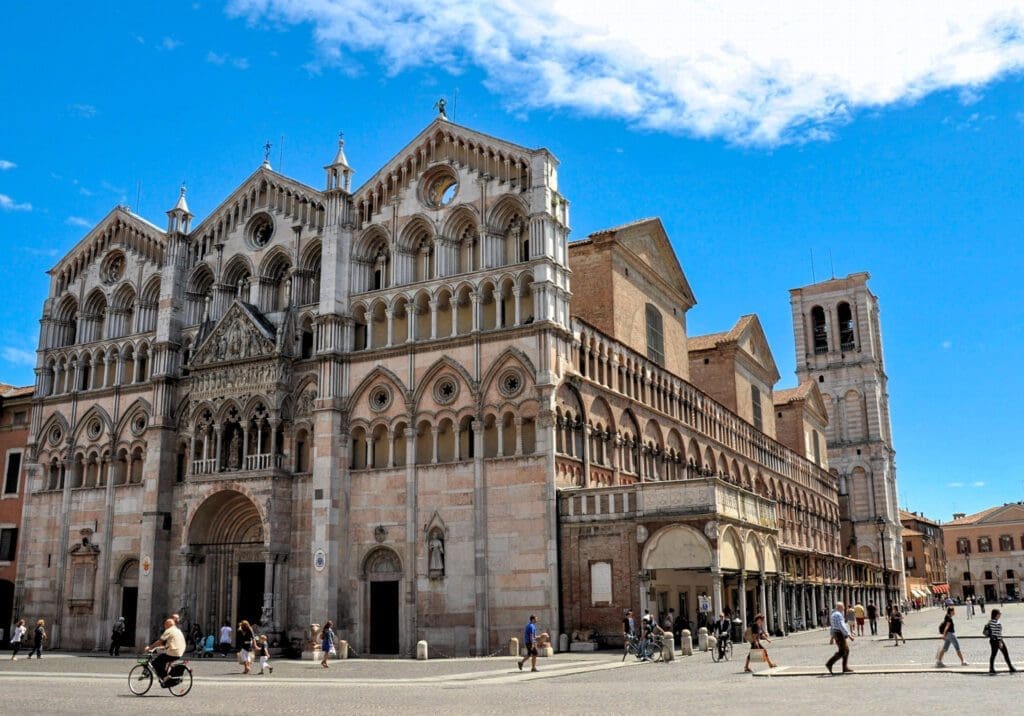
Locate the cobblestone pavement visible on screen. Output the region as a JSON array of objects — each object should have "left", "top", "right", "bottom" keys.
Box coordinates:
[{"left": 2, "top": 604, "right": 1022, "bottom": 714}]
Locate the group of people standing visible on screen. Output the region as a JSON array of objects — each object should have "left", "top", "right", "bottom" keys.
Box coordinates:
[{"left": 8, "top": 618, "right": 46, "bottom": 660}]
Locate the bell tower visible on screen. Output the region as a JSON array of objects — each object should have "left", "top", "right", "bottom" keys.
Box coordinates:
[{"left": 789, "top": 272, "right": 903, "bottom": 603}]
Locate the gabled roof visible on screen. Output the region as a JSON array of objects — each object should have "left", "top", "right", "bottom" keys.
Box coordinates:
[
  {"left": 900, "top": 509, "right": 941, "bottom": 527},
  {"left": 188, "top": 165, "right": 324, "bottom": 239},
  {"left": 947, "top": 503, "right": 1024, "bottom": 527},
  {"left": 352, "top": 117, "right": 546, "bottom": 205},
  {"left": 689, "top": 314, "right": 780, "bottom": 383},
  {"left": 773, "top": 380, "right": 828, "bottom": 424},
  {"left": 573, "top": 217, "right": 696, "bottom": 308},
  {"left": 191, "top": 300, "right": 279, "bottom": 367},
  {"left": 49, "top": 205, "right": 166, "bottom": 275},
  {"left": 2, "top": 385, "right": 34, "bottom": 398}
]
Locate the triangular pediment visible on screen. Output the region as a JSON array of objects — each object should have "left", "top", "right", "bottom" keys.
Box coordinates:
[
  {"left": 188, "top": 165, "right": 324, "bottom": 239},
  {"left": 731, "top": 315, "right": 781, "bottom": 384},
  {"left": 50, "top": 206, "right": 166, "bottom": 279},
  {"left": 352, "top": 118, "right": 542, "bottom": 207},
  {"left": 191, "top": 300, "right": 278, "bottom": 367},
  {"left": 587, "top": 218, "right": 696, "bottom": 308},
  {"left": 972, "top": 503, "right": 1024, "bottom": 526}
]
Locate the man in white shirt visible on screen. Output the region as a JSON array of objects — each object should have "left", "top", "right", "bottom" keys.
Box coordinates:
[
  {"left": 218, "top": 620, "right": 233, "bottom": 656},
  {"left": 147, "top": 617, "right": 186, "bottom": 684},
  {"left": 825, "top": 602, "right": 855, "bottom": 675}
]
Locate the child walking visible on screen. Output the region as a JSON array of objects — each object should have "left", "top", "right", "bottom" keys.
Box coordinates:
[{"left": 257, "top": 634, "right": 273, "bottom": 674}]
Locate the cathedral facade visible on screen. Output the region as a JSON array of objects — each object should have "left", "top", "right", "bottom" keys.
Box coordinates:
[{"left": 17, "top": 115, "right": 899, "bottom": 654}]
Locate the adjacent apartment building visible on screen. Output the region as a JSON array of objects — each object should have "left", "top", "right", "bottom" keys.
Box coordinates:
[{"left": 0, "top": 384, "right": 32, "bottom": 643}]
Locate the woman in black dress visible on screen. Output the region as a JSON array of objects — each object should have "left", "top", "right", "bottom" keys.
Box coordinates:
[{"left": 744, "top": 614, "right": 777, "bottom": 672}]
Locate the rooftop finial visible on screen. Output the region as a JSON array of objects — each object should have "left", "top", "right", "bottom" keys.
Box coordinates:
[
  {"left": 262, "top": 140, "right": 273, "bottom": 167},
  {"left": 434, "top": 97, "right": 448, "bottom": 120}
]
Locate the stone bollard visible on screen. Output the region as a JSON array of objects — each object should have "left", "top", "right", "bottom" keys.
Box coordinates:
[
  {"left": 416, "top": 640, "right": 428, "bottom": 660},
  {"left": 337, "top": 640, "right": 349, "bottom": 659},
  {"left": 509, "top": 637, "right": 519, "bottom": 657},
  {"left": 698, "top": 626, "right": 708, "bottom": 652},
  {"left": 708, "top": 635, "right": 717, "bottom": 653},
  {"left": 662, "top": 633, "right": 676, "bottom": 661},
  {"left": 680, "top": 630, "right": 693, "bottom": 656},
  {"left": 559, "top": 633, "right": 569, "bottom": 653}
]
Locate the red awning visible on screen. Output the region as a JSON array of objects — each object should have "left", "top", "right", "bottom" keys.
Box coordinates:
[{"left": 932, "top": 584, "right": 949, "bottom": 594}]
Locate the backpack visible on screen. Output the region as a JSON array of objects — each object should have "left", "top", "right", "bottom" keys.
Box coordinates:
[
  {"left": 938, "top": 621, "right": 946, "bottom": 635},
  {"left": 983, "top": 623, "right": 992, "bottom": 638},
  {"left": 743, "top": 627, "right": 753, "bottom": 644}
]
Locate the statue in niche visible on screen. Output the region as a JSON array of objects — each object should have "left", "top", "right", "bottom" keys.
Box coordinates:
[
  {"left": 428, "top": 531, "right": 445, "bottom": 577},
  {"left": 227, "top": 431, "right": 241, "bottom": 470}
]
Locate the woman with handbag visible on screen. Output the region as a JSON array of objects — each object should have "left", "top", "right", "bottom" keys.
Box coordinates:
[
  {"left": 236, "top": 620, "right": 255, "bottom": 674},
  {"left": 321, "top": 620, "right": 336, "bottom": 668}
]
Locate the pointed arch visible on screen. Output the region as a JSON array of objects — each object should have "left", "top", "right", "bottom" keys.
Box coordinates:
[
  {"left": 412, "top": 355, "right": 477, "bottom": 408},
  {"left": 71, "top": 404, "right": 113, "bottom": 445}
]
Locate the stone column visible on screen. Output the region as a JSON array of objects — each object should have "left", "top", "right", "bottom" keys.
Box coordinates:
[
  {"left": 765, "top": 578, "right": 775, "bottom": 634},
  {"left": 738, "top": 571, "right": 748, "bottom": 626},
  {"left": 759, "top": 573, "right": 768, "bottom": 622},
  {"left": 712, "top": 570, "right": 723, "bottom": 618},
  {"left": 429, "top": 300, "right": 438, "bottom": 339},
  {"left": 512, "top": 288, "right": 521, "bottom": 326},
  {"left": 471, "top": 419, "right": 489, "bottom": 654},
  {"left": 470, "top": 293, "right": 480, "bottom": 332},
  {"left": 431, "top": 426, "right": 439, "bottom": 464},
  {"left": 385, "top": 308, "right": 394, "bottom": 347},
  {"left": 776, "top": 579, "right": 786, "bottom": 636}
]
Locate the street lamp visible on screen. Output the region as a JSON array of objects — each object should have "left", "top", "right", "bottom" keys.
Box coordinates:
[
  {"left": 875, "top": 516, "right": 888, "bottom": 605},
  {"left": 964, "top": 548, "right": 973, "bottom": 599}
]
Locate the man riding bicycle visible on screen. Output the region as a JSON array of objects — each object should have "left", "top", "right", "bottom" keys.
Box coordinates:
[
  {"left": 713, "top": 612, "right": 732, "bottom": 659},
  {"left": 146, "top": 617, "right": 186, "bottom": 684}
]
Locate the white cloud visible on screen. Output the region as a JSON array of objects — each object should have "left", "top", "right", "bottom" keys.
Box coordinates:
[
  {"left": 972, "top": 481, "right": 986, "bottom": 488},
  {"left": 959, "top": 87, "right": 984, "bottom": 105},
  {"left": 0, "top": 193, "right": 32, "bottom": 212},
  {"left": 0, "top": 159, "right": 15, "bottom": 171},
  {"left": 947, "top": 481, "right": 965, "bottom": 488},
  {"left": 161, "top": 37, "right": 182, "bottom": 51},
  {"left": 1, "top": 347, "right": 36, "bottom": 366},
  {"left": 228, "top": 0, "right": 1024, "bottom": 145},
  {"left": 66, "top": 216, "right": 92, "bottom": 228},
  {"left": 69, "top": 103, "right": 97, "bottom": 118},
  {"left": 207, "top": 50, "right": 249, "bottom": 69},
  {"left": 941, "top": 340, "right": 953, "bottom": 349}
]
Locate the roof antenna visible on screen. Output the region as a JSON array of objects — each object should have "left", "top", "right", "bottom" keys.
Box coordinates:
[
  {"left": 452, "top": 87, "right": 458, "bottom": 122},
  {"left": 810, "top": 248, "right": 816, "bottom": 283},
  {"left": 278, "top": 134, "right": 285, "bottom": 173},
  {"left": 135, "top": 180, "right": 142, "bottom": 215},
  {"left": 829, "top": 249, "right": 836, "bottom": 279}
]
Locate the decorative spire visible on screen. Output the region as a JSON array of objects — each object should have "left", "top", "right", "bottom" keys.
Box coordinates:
[
  {"left": 332, "top": 131, "right": 351, "bottom": 168},
  {"left": 166, "top": 181, "right": 193, "bottom": 233},
  {"left": 262, "top": 140, "right": 272, "bottom": 168},
  {"left": 172, "top": 183, "right": 190, "bottom": 215}
]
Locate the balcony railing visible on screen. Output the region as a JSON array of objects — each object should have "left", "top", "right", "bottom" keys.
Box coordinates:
[{"left": 245, "top": 453, "right": 282, "bottom": 471}]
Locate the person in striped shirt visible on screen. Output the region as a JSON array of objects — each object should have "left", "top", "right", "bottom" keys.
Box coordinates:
[{"left": 986, "top": 609, "right": 1017, "bottom": 674}]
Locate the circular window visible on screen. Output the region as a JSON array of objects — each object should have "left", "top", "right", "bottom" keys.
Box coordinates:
[
  {"left": 49, "top": 425, "right": 63, "bottom": 445},
  {"left": 101, "top": 252, "right": 126, "bottom": 285},
  {"left": 86, "top": 418, "right": 102, "bottom": 440},
  {"left": 369, "top": 385, "right": 392, "bottom": 412},
  {"left": 421, "top": 171, "right": 459, "bottom": 209},
  {"left": 498, "top": 368, "right": 524, "bottom": 398},
  {"left": 247, "top": 213, "right": 274, "bottom": 248},
  {"left": 433, "top": 376, "right": 459, "bottom": 405},
  {"left": 131, "top": 413, "right": 148, "bottom": 436}
]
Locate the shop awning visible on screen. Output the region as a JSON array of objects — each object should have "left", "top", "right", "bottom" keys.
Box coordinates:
[
  {"left": 932, "top": 584, "right": 950, "bottom": 594},
  {"left": 913, "top": 589, "right": 927, "bottom": 598}
]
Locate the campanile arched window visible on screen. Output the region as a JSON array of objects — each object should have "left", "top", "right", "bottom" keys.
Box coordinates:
[{"left": 811, "top": 306, "right": 828, "bottom": 353}]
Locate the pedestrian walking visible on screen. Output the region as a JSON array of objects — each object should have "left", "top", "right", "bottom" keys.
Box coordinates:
[
  {"left": 936, "top": 606, "right": 968, "bottom": 667},
  {"left": 236, "top": 619, "right": 255, "bottom": 674},
  {"left": 854, "top": 603, "right": 866, "bottom": 636},
  {"left": 885, "top": 601, "right": 894, "bottom": 639},
  {"left": 28, "top": 619, "right": 46, "bottom": 659},
  {"left": 256, "top": 634, "right": 273, "bottom": 674},
  {"left": 109, "top": 616, "right": 125, "bottom": 656},
  {"left": 826, "top": 602, "right": 855, "bottom": 674},
  {"left": 979, "top": 597, "right": 986, "bottom": 614},
  {"left": 867, "top": 602, "right": 878, "bottom": 635},
  {"left": 985, "top": 609, "right": 1016, "bottom": 674},
  {"left": 517, "top": 614, "right": 540, "bottom": 672},
  {"left": 890, "top": 607, "right": 905, "bottom": 645},
  {"left": 9, "top": 619, "right": 26, "bottom": 660},
  {"left": 966, "top": 597, "right": 974, "bottom": 619},
  {"left": 320, "top": 619, "right": 336, "bottom": 668},
  {"left": 744, "top": 614, "right": 777, "bottom": 672}
]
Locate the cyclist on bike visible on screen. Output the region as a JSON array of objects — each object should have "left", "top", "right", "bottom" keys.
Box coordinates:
[
  {"left": 146, "top": 617, "right": 186, "bottom": 685},
  {"left": 713, "top": 612, "right": 732, "bottom": 659},
  {"left": 639, "top": 610, "right": 657, "bottom": 662}
]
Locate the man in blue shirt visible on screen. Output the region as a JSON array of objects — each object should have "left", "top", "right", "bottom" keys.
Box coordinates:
[
  {"left": 826, "top": 601, "right": 855, "bottom": 674},
  {"left": 518, "top": 615, "right": 539, "bottom": 672}
]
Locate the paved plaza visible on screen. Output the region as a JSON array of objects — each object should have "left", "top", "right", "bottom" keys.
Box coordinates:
[{"left": 1, "top": 605, "right": 1022, "bottom": 714}]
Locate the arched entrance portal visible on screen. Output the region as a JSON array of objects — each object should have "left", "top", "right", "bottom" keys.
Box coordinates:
[
  {"left": 186, "top": 490, "right": 266, "bottom": 634},
  {"left": 362, "top": 548, "right": 402, "bottom": 655},
  {"left": 642, "top": 524, "right": 715, "bottom": 630},
  {"left": 115, "top": 560, "right": 139, "bottom": 647}
]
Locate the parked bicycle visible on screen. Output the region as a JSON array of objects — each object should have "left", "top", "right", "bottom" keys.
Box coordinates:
[
  {"left": 622, "top": 632, "right": 664, "bottom": 662},
  {"left": 128, "top": 648, "right": 193, "bottom": 697}
]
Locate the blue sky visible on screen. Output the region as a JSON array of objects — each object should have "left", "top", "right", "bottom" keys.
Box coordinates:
[{"left": 2, "top": 1, "right": 1023, "bottom": 521}]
